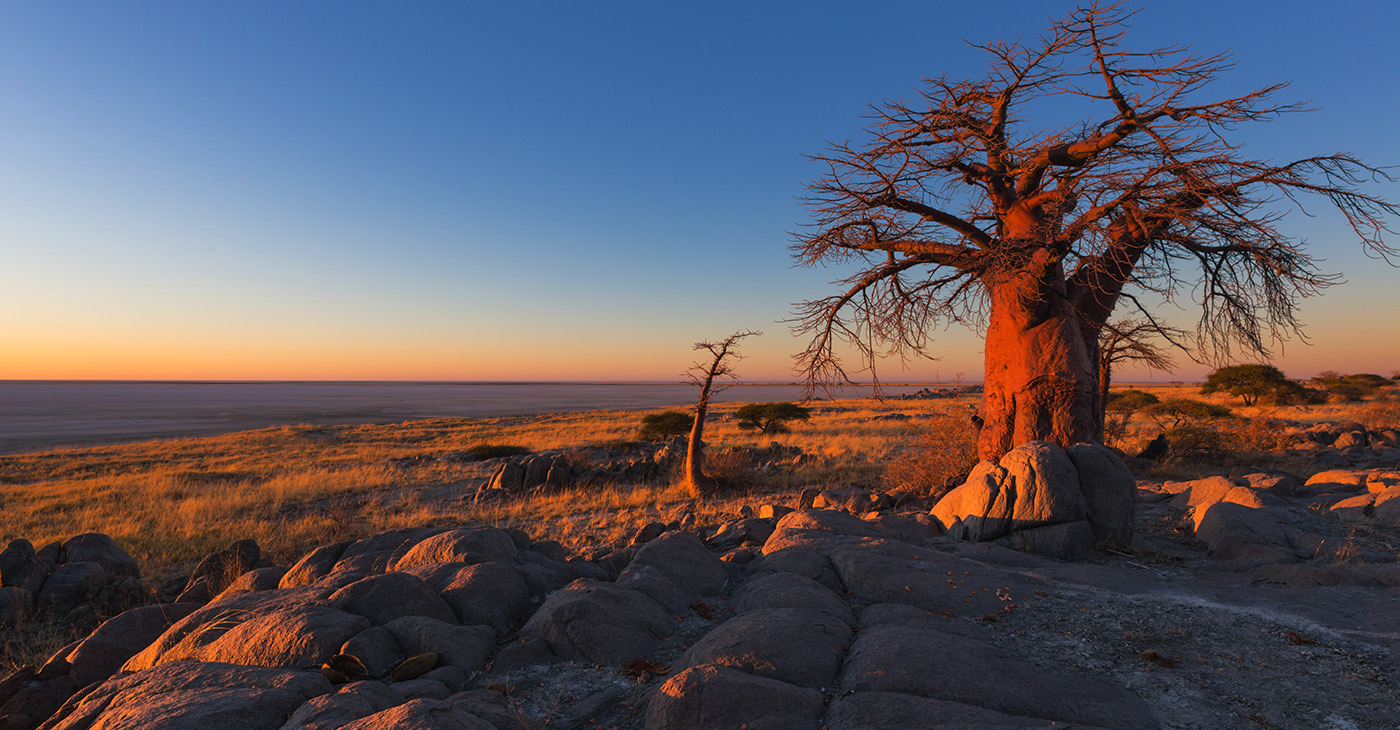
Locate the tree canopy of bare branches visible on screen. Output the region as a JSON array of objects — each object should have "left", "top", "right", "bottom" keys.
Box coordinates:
[
  {"left": 683, "top": 330, "right": 760, "bottom": 497},
  {"left": 792, "top": 3, "right": 1396, "bottom": 459}
]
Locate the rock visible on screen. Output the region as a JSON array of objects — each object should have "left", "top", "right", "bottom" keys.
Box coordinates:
[
  {"left": 645, "top": 664, "right": 824, "bottom": 730},
  {"left": 278, "top": 680, "right": 405, "bottom": 730},
  {"left": 1135, "top": 433, "right": 1170, "bottom": 462},
  {"left": 626, "top": 532, "right": 727, "bottom": 600},
  {"left": 36, "top": 562, "right": 108, "bottom": 615},
  {"left": 337, "top": 698, "right": 496, "bottom": 730},
  {"left": 1168, "top": 476, "right": 1275, "bottom": 528},
  {"left": 451, "top": 688, "right": 540, "bottom": 730},
  {"left": 519, "top": 579, "right": 675, "bottom": 665},
  {"left": 0, "top": 540, "right": 47, "bottom": 595},
  {"left": 435, "top": 562, "right": 531, "bottom": 632},
  {"left": 511, "top": 552, "right": 605, "bottom": 599},
  {"left": 1302, "top": 470, "right": 1369, "bottom": 496},
  {"left": 384, "top": 617, "right": 494, "bottom": 672},
  {"left": 0, "top": 588, "right": 33, "bottom": 629},
  {"left": 66, "top": 602, "right": 202, "bottom": 688},
  {"left": 185, "top": 540, "right": 261, "bottom": 596},
  {"left": 757, "top": 504, "right": 793, "bottom": 520},
  {"left": 125, "top": 600, "right": 370, "bottom": 671},
  {"left": 330, "top": 572, "right": 459, "bottom": 626},
  {"left": 392, "top": 529, "right": 519, "bottom": 572},
  {"left": 730, "top": 572, "right": 854, "bottom": 625},
  {"left": 279, "top": 541, "right": 352, "bottom": 589},
  {"left": 995, "top": 520, "right": 1095, "bottom": 561},
  {"left": 706, "top": 518, "right": 776, "bottom": 549},
  {"left": 632, "top": 522, "right": 668, "bottom": 544},
  {"left": 340, "top": 626, "right": 405, "bottom": 679},
  {"left": 841, "top": 624, "right": 1158, "bottom": 730},
  {"left": 1066, "top": 443, "right": 1136, "bottom": 549},
  {"left": 217, "top": 566, "right": 289, "bottom": 598},
  {"left": 932, "top": 442, "right": 1091, "bottom": 553},
  {"left": 42, "top": 661, "right": 331, "bottom": 730},
  {"left": 828, "top": 691, "right": 1112, "bottom": 730},
  {"left": 489, "top": 638, "right": 554, "bottom": 673},
  {"left": 1194, "top": 502, "right": 1297, "bottom": 566},
  {"left": 392, "top": 678, "right": 451, "bottom": 701},
  {"left": 592, "top": 544, "right": 641, "bottom": 581},
  {"left": 0, "top": 676, "right": 74, "bottom": 728},
  {"left": 1237, "top": 472, "right": 1306, "bottom": 497},
  {"left": 62, "top": 533, "right": 140, "bottom": 579},
  {"left": 812, "top": 487, "right": 889, "bottom": 514},
  {"left": 614, "top": 563, "right": 688, "bottom": 613},
  {"left": 676, "top": 607, "right": 851, "bottom": 689}
]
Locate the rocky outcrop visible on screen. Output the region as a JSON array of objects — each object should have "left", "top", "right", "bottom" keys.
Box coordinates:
[{"left": 931, "top": 441, "right": 1135, "bottom": 557}]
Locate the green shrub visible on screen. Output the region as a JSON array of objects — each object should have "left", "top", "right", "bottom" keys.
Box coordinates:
[
  {"left": 1106, "top": 389, "right": 1160, "bottom": 414},
  {"left": 466, "top": 443, "right": 531, "bottom": 459},
  {"left": 1201, "top": 364, "right": 1295, "bottom": 405},
  {"left": 735, "top": 402, "right": 812, "bottom": 434},
  {"left": 636, "top": 410, "right": 693, "bottom": 442},
  {"left": 1142, "top": 398, "right": 1234, "bottom": 429}
]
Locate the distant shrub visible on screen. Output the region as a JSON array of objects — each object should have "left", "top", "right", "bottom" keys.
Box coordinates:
[
  {"left": 1105, "top": 389, "right": 1160, "bottom": 414},
  {"left": 1142, "top": 398, "right": 1234, "bottom": 429},
  {"left": 1201, "top": 364, "right": 1297, "bottom": 405},
  {"left": 466, "top": 443, "right": 531, "bottom": 460},
  {"left": 704, "top": 446, "right": 757, "bottom": 488},
  {"left": 1312, "top": 371, "right": 1392, "bottom": 402},
  {"left": 636, "top": 410, "right": 693, "bottom": 442},
  {"left": 885, "top": 411, "right": 979, "bottom": 500},
  {"left": 1358, "top": 399, "right": 1400, "bottom": 431},
  {"left": 735, "top": 402, "right": 812, "bottom": 434},
  {"left": 1165, "top": 425, "right": 1233, "bottom": 462}
]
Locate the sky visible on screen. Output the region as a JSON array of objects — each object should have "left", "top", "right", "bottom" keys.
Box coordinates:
[{"left": 2, "top": 1, "right": 1398, "bottom": 383}]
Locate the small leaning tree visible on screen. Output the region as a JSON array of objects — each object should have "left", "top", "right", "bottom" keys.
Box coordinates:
[
  {"left": 793, "top": 4, "right": 1396, "bottom": 461},
  {"left": 683, "top": 330, "right": 760, "bottom": 497}
]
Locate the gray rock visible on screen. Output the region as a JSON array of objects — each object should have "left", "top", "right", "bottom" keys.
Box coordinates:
[
  {"left": 125, "top": 600, "right": 370, "bottom": 671},
  {"left": 1, "top": 539, "right": 48, "bottom": 595},
  {"left": 730, "top": 572, "right": 854, "bottom": 624},
  {"left": 0, "top": 587, "right": 34, "bottom": 629},
  {"left": 338, "top": 698, "right": 496, "bottom": 730},
  {"left": 385, "top": 616, "right": 494, "bottom": 672},
  {"left": 1066, "top": 443, "right": 1136, "bottom": 549},
  {"left": 66, "top": 602, "right": 202, "bottom": 688},
  {"left": 644, "top": 664, "right": 823, "bottom": 730},
  {"left": 279, "top": 541, "right": 352, "bottom": 589},
  {"left": 36, "top": 561, "right": 108, "bottom": 615},
  {"left": 994, "top": 520, "right": 1094, "bottom": 560},
  {"left": 436, "top": 561, "right": 531, "bottom": 631},
  {"left": 1194, "top": 502, "right": 1298, "bottom": 566},
  {"left": 519, "top": 579, "right": 675, "bottom": 665},
  {"left": 614, "top": 563, "right": 687, "bottom": 613},
  {"left": 841, "top": 624, "right": 1158, "bottom": 730},
  {"left": 340, "top": 626, "right": 405, "bottom": 678},
  {"left": 63, "top": 533, "right": 140, "bottom": 578},
  {"left": 627, "top": 531, "right": 726, "bottom": 600},
  {"left": 828, "top": 691, "right": 1116, "bottom": 729},
  {"left": 392, "top": 528, "right": 519, "bottom": 572},
  {"left": 43, "top": 661, "right": 331, "bottom": 730},
  {"left": 330, "top": 572, "right": 459, "bottom": 626},
  {"left": 277, "top": 680, "right": 405, "bottom": 730},
  {"left": 676, "top": 607, "right": 851, "bottom": 689},
  {"left": 489, "top": 637, "right": 554, "bottom": 673}
]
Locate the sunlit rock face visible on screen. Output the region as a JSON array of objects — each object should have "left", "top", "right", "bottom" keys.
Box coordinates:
[{"left": 931, "top": 441, "right": 1135, "bottom": 558}]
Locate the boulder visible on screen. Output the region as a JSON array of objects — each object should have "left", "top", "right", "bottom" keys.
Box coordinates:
[
  {"left": 626, "top": 531, "right": 727, "bottom": 600},
  {"left": 392, "top": 529, "right": 519, "bottom": 572},
  {"left": 676, "top": 607, "right": 851, "bottom": 689},
  {"left": 0, "top": 676, "right": 74, "bottom": 728},
  {"left": 1065, "top": 443, "right": 1136, "bottom": 549},
  {"left": 435, "top": 562, "right": 531, "bottom": 631},
  {"left": 62, "top": 533, "right": 140, "bottom": 578},
  {"left": 0, "top": 588, "right": 33, "bottom": 629},
  {"left": 519, "top": 580, "right": 675, "bottom": 665},
  {"left": 41, "top": 661, "right": 330, "bottom": 730},
  {"left": 66, "top": 602, "right": 202, "bottom": 688},
  {"left": 995, "top": 520, "right": 1095, "bottom": 561},
  {"left": 125, "top": 600, "right": 370, "bottom": 671},
  {"left": 279, "top": 541, "right": 352, "bottom": 589},
  {"left": 730, "top": 571, "right": 854, "bottom": 625},
  {"left": 337, "top": 698, "right": 496, "bottom": 730},
  {"left": 330, "top": 572, "right": 458, "bottom": 627},
  {"left": 278, "top": 680, "right": 405, "bottom": 730},
  {"left": 0, "top": 539, "right": 48, "bottom": 595},
  {"left": 812, "top": 488, "right": 889, "bottom": 514},
  {"left": 185, "top": 539, "right": 261, "bottom": 596},
  {"left": 340, "top": 626, "right": 406, "bottom": 679},
  {"left": 384, "top": 617, "right": 494, "bottom": 672},
  {"left": 1194, "top": 502, "right": 1297, "bottom": 566},
  {"left": 828, "top": 691, "right": 1115, "bottom": 730},
  {"left": 645, "top": 664, "right": 824, "bottom": 730},
  {"left": 36, "top": 562, "right": 109, "bottom": 615}
]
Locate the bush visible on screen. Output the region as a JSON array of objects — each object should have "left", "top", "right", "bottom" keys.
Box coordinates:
[
  {"left": 1106, "top": 389, "right": 1160, "bottom": 414},
  {"left": 1312, "top": 371, "right": 1392, "bottom": 402},
  {"left": 1358, "top": 399, "right": 1400, "bottom": 431},
  {"left": 735, "top": 402, "right": 812, "bottom": 434},
  {"left": 1164, "top": 425, "right": 1233, "bottom": 463},
  {"left": 884, "top": 411, "right": 979, "bottom": 500},
  {"left": 636, "top": 410, "right": 692, "bottom": 442},
  {"left": 466, "top": 444, "right": 531, "bottom": 460},
  {"left": 1141, "top": 398, "right": 1234, "bottom": 429},
  {"left": 1201, "top": 364, "right": 1296, "bottom": 406}
]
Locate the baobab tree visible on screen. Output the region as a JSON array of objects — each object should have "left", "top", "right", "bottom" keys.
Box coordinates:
[
  {"left": 683, "top": 330, "right": 760, "bottom": 497},
  {"left": 792, "top": 4, "right": 1396, "bottom": 460}
]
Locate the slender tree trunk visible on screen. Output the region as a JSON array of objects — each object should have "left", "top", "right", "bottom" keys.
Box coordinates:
[
  {"left": 683, "top": 396, "right": 713, "bottom": 497},
  {"left": 977, "top": 264, "right": 1102, "bottom": 461}
]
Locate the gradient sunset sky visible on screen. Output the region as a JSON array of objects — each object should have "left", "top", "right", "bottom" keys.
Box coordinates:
[{"left": 3, "top": 2, "right": 1397, "bottom": 383}]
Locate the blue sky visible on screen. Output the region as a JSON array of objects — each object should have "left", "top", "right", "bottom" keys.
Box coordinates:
[{"left": 2, "top": 2, "right": 1397, "bottom": 381}]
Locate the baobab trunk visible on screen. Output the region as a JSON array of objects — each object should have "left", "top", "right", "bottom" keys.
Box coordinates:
[{"left": 977, "top": 267, "right": 1102, "bottom": 461}]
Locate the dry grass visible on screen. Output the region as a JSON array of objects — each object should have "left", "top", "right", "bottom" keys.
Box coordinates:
[{"left": 0, "top": 396, "right": 979, "bottom": 582}]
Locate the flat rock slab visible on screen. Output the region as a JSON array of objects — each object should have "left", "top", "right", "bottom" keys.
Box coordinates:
[
  {"left": 337, "top": 698, "right": 496, "bottom": 730},
  {"left": 829, "top": 540, "right": 1048, "bottom": 620},
  {"left": 840, "top": 624, "right": 1159, "bottom": 730},
  {"left": 827, "top": 691, "right": 1117, "bottom": 730},
  {"left": 730, "top": 572, "right": 854, "bottom": 624}
]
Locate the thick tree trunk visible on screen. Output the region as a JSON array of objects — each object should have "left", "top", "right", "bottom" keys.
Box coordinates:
[{"left": 977, "top": 268, "right": 1102, "bottom": 461}]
